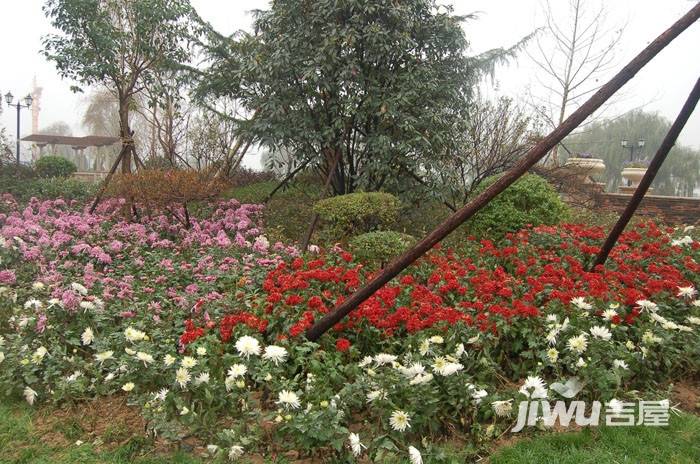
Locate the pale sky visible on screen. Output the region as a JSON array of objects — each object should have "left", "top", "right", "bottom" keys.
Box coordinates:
[{"left": 1, "top": 0, "right": 699, "bottom": 168}]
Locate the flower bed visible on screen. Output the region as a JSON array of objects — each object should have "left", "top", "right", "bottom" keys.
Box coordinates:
[{"left": 0, "top": 194, "right": 698, "bottom": 462}]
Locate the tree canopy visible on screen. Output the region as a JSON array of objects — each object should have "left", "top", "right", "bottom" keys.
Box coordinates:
[
  {"left": 199, "top": 0, "right": 526, "bottom": 195},
  {"left": 42, "top": 0, "right": 200, "bottom": 172}
]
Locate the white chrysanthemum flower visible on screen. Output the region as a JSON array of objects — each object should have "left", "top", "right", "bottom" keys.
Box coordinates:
[
  {"left": 104, "top": 372, "right": 115, "bottom": 382},
  {"left": 31, "top": 282, "right": 45, "bottom": 291},
  {"left": 454, "top": 343, "right": 465, "bottom": 358},
  {"left": 570, "top": 297, "right": 592, "bottom": 310},
  {"left": 122, "top": 382, "right": 135, "bottom": 392},
  {"left": 491, "top": 399, "right": 514, "bottom": 417},
  {"left": 195, "top": 372, "right": 210, "bottom": 385},
  {"left": 366, "top": 389, "right": 387, "bottom": 403},
  {"left": 545, "top": 329, "right": 558, "bottom": 345},
  {"left": 602, "top": 309, "right": 618, "bottom": 321},
  {"left": 358, "top": 356, "right": 373, "bottom": 367},
  {"left": 348, "top": 433, "right": 366, "bottom": 457},
  {"left": 433, "top": 359, "right": 463, "bottom": 376},
  {"left": 677, "top": 286, "right": 697, "bottom": 298},
  {"left": 567, "top": 334, "right": 588, "bottom": 353},
  {"left": 235, "top": 336, "right": 261, "bottom": 358},
  {"left": 636, "top": 300, "right": 658, "bottom": 312},
  {"left": 470, "top": 387, "right": 488, "bottom": 404},
  {"left": 136, "top": 351, "right": 154, "bottom": 365},
  {"left": 124, "top": 327, "right": 146, "bottom": 342},
  {"left": 180, "top": 406, "right": 190, "bottom": 416},
  {"left": 613, "top": 359, "right": 629, "bottom": 369},
  {"left": 176, "top": 367, "right": 191, "bottom": 388},
  {"left": 262, "top": 345, "right": 288, "bottom": 365},
  {"left": 687, "top": 316, "right": 700, "bottom": 325},
  {"left": 671, "top": 235, "right": 693, "bottom": 247},
  {"left": 196, "top": 347, "right": 207, "bottom": 356},
  {"left": 66, "top": 370, "right": 82, "bottom": 382},
  {"left": 71, "top": 282, "right": 88, "bottom": 295},
  {"left": 642, "top": 330, "right": 662, "bottom": 344},
  {"left": 576, "top": 357, "right": 588, "bottom": 368},
  {"left": 181, "top": 356, "right": 197, "bottom": 368},
  {"left": 277, "top": 390, "right": 301, "bottom": 410},
  {"left": 80, "top": 301, "right": 96, "bottom": 311},
  {"left": 225, "top": 377, "right": 236, "bottom": 392},
  {"left": 409, "top": 373, "right": 434, "bottom": 385},
  {"left": 419, "top": 339, "right": 431, "bottom": 355},
  {"left": 94, "top": 351, "right": 114, "bottom": 364},
  {"left": 24, "top": 299, "right": 43, "bottom": 310},
  {"left": 23, "top": 386, "right": 37, "bottom": 405},
  {"left": 125, "top": 347, "right": 136, "bottom": 355},
  {"left": 81, "top": 327, "right": 94, "bottom": 345},
  {"left": 227, "top": 363, "right": 247, "bottom": 378},
  {"left": 164, "top": 354, "right": 176, "bottom": 366},
  {"left": 154, "top": 388, "right": 169, "bottom": 401},
  {"left": 590, "top": 326, "right": 612, "bottom": 341},
  {"left": 408, "top": 446, "right": 423, "bottom": 464},
  {"left": 228, "top": 445, "right": 244, "bottom": 460},
  {"left": 519, "top": 376, "right": 548, "bottom": 399},
  {"left": 547, "top": 348, "right": 559, "bottom": 363},
  {"left": 373, "top": 353, "right": 398, "bottom": 366},
  {"left": 399, "top": 362, "right": 426, "bottom": 378},
  {"left": 32, "top": 346, "right": 48, "bottom": 364},
  {"left": 206, "top": 444, "right": 218, "bottom": 455},
  {"left": 389, "top": 410, "right": 411, "bottom": 432},
  {"left": 429, "top": 335, "right": 444, "bottom": 344}
]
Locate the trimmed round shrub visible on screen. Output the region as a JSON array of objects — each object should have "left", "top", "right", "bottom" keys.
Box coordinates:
[
  {"left": 313, "top": 192, "right": 400, "bottom": 241},
  {"left": 466, "top": 174, "right": 570, "bottom": 239},
  {"left": 349, "top": 231, "right": 415, "bottom": 266},
  {"left": 34, "top": 156, "right": 77, "bottom": 178}
]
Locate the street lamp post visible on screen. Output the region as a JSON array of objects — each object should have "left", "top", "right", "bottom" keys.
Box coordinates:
[
  {"left": 3, "top": 91, "right": 33, "bottom": 165},
  {"left": 620, "top": 138, "right": 646, "bottom": 162}
]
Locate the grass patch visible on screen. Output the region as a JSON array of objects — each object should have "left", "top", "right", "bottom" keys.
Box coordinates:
[
  {"left": 489, "top": 413, "right": 700, "bottom": 464},
  {"left": 0, "top": 401, "right": 202, "bottom": 464}
]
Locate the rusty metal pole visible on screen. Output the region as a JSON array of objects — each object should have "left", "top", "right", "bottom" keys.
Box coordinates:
[
  {"left": 590, "top": 77, "right": 700, "bottom": 270},
  {"left": 305, "top": 4, "right": 700, "bottom": 341}
]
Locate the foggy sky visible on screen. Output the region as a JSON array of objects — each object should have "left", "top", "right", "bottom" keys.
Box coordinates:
[{"left": 1, "top": 0, "right": 699, "bottom": 168}]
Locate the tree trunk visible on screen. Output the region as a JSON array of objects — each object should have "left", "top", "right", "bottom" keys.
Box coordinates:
[{"left": 119, "top": 98, "right": 132, "bottom": 174}]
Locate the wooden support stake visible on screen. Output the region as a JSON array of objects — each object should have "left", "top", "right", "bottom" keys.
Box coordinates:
[
  {"left": 89, "top": 145, "right": 127, "bottom": 213},
  {"left": 305, "top": 4, "right": 700, "bottom": 341},
  {"left": 300, "top": 148, "right": 342, "bottom": 252},
  {"left": 590, "top": 76, "right": 700, "bottom": 270}
]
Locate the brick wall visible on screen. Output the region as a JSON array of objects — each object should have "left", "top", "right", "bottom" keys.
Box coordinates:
[{"left": 596, "top": 193, "right": 700, "bottom": 225}]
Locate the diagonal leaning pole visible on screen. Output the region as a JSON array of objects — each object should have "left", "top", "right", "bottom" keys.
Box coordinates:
[
  {"left": 590, "top": 76, "right": 700, "bottom": 270},
  {"left": 305, "top": 3, "right": 700, "bottom": 341}
]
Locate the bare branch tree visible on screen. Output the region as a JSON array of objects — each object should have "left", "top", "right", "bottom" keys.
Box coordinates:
[{"left": 527, "top": 0, "right": 624, "bottom": 165}]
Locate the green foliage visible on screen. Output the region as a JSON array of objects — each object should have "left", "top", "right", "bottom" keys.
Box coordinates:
[
  {"left": 200, "top": 0, "right": 526, "bottom": 195},
  {"left": 0, "top": 176, "right": 96, "bottom": 202},
  {"left": 314, "top": 192, "right": 400, "bottom": 241},
  {"left": 0, "top": 162, "right": 36, "bottom": 180},
  {"left": 466, "top": 174, "right": 569, "bottom": 239},
  {"left": 34, "top": 156, "right": 77, "bottom": 178},
  {"left": 349, "top": 231, "right": 416, "bottom": 266},
  {"left": 565, "top": 110, "right": 700, "bottom": 196}
]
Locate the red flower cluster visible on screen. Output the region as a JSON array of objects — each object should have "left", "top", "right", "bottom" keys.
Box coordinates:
[
  {"left": 179, "top": 319, "right": 205, "bottom": 347},
  {"left": 219, "top": 312, "right": 269, "bottom": 342},
  {"left": 258, "top": 221, "right": 696, "bottom": 340}
]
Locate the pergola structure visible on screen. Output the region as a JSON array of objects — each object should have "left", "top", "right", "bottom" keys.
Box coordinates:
[{"left": 20, "top": 134, "right": 119, "bottom": 172}]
